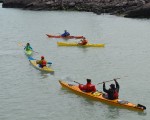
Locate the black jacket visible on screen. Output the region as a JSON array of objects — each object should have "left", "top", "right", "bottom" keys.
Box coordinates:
[{"left": 103, "top": 81, "right": 119, "bottom": 100}]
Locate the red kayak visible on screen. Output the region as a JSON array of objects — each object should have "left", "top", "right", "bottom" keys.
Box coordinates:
[{"left": 46, "top": 34, "right": 84, "bottom": 39}]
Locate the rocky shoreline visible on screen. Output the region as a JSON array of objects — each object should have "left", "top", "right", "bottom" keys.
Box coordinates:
[{"left": 2, "top": 0, "right": 150, "bottom": 18}]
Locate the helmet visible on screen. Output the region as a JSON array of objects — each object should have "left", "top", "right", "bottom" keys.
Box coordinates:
[
  {"left": 110, "top": 84, "right": 115, "bottom": 88},
  {"left": 41, "top": 56, "right": 44, "bottom": 59}
]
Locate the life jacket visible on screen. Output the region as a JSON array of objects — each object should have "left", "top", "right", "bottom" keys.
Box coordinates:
[
  {"left": 41, "top": 60, "right": 47, "bottom": 67},
  {"left": 113, "top": 90, "right": 119, "bottom": 99},
  {"left": 86, "top": 84, "right": 96, "bottom": 92},
  {"left": 81, "top": 40, "right": 88, "bottom": 45},
  {"left": 79, "top": 83, "right": 96, "bottom": 92}
]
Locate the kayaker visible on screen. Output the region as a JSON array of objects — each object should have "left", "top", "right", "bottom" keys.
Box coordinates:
[
  {"left": 24, "top": 43, "right": 33, "bottom": 51},
  {"left": 61, "top": 30, "right": 70, "bottom": 37},
  {"left": 36, "top": 56, "right": 47, "bottom": 68},
  {"left": 103, "top": 79, "right": 119, "bottom": 100},
  {"left": 79, "top": 79, "right": 96, "bottom": 92},
  {"left": 78, "top": 37, "right": 88, "bottom": 45}
]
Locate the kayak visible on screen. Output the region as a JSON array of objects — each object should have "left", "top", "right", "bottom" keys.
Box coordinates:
[
  {"left": 57, "top": 42, "right": 105, "bottom": 47},
  {"left": 28, "top": 57, "right": 54, "bottom": 73},
  {"left": 25, "top": 50, "right": 33, "bottom": 56},
  {"left": 46, "top": 34, "right": 84, "bottom": 39},
  {"left": 59, "top": 80, "right": 146, "bottom": 112}
]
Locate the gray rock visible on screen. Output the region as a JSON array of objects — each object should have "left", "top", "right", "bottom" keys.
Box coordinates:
[{"left": 2, "top": 0, "right": 150, "bottom": 18}]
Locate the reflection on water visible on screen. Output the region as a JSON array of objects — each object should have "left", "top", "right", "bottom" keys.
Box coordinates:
[
  {"left": 105, "top": 106, "right": 120, "bottom": 119},
  {"left": 40, "top": 72, "right": 50, "bottom": 79}
]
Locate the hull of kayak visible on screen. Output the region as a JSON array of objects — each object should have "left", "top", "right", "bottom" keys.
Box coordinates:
[
  {"left": 46, "top": 34, "right": 84, "bottom": 39},
  {"left": 57, "top": 42, "right": 105, "bottom": 47},
  {"left": 29, "top": 60, "right": 54, "bottom": 73},
  {"left": 25, "top": 50, "right": 33, "bottom": 56},
  {"left": 59, "top": 80, "right": 146, "bottom": 112}
]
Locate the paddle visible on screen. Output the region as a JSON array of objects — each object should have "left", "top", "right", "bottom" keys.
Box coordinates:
[
  {"left": 72, "top": 80, "right": 81, "bottom": 84},
  {"left": 97, "top": 78, "right": 120, "bottom": 85},
  {"left": 65, "top": 78, "right": 82, "bottom": 84},
  {"left": 18, "top": 42, "right": 39, "bottom": 54},
  {"left": 28, "top": 57, "right": 52, "bottom": 64}
]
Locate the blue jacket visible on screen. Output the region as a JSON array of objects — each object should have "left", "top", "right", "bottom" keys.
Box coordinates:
[{"left": 61, "top": 31, "right": 70, "bottom": 37}]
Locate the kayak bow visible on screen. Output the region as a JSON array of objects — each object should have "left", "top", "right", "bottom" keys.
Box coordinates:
[
  {"left": 59, "top": 80, "right": 146, "bottom": 112},
  {"left": 57, "top": 42, "right": 105, "bottom": 47},
  {"left": 46, "top": 34, "right": 84, "bottom": 39}
]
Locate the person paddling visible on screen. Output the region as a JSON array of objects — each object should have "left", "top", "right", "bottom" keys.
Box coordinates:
[
  {"left": 79, "top": 79, "right": 96, "bottom": 92},
  {"left": 78, "top": 37, "right": 88, "bottom": 45},
  {"left": 103, "top": 79, "right": 119, "bottom": 100},
  {"left": 61, "top": 30, "right": 70, "bottom": 37},
  {"left": 24, "top": 43, "right": 33, "bottom": 51},
  {"left": 36, "top": 56, "right": 47, "bottom": 68}
]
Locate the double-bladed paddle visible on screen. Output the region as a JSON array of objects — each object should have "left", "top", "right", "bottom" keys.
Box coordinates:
[{"left": 97, "top": 78, "right": 120, "bottom": 85}]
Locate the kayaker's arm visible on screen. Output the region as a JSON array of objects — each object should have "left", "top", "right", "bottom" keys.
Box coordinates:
[
  {"left": 103, "top": 82, "right": 109, "bottom": 93},
  {"left": 114, "top": 79, "right": 119, "bottom": 92},
  {"left": 30, "top": 46, "right": 33, "bottom": 50}
]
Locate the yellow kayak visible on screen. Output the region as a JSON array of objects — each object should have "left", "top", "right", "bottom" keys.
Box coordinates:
[
  {"left": 57, "top": 42, "right": 105, "bottom": 47},
  {"left": 28, "top": 57, "right": 54, "bottom": 73},
  {"left": 59, "top": 80, "right": 146, "bottom": 112}
]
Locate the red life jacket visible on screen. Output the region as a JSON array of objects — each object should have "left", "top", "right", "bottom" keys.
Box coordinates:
[
  {"left": 113, "top": 90, "right": 119, "bottom": 99},
  {"left": 41, "top": 60, "right": 47, "bottom": 67},
  {"left": 79, "top": 83, "right": 96, "bottom": 92}
]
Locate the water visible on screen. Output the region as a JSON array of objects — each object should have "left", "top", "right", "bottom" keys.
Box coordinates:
[{"left": 0, "top": 3, "right": 150, "bottom": 120}]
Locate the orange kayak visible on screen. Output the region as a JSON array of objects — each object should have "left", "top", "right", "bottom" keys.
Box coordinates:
[
  {"left": 59, "top": 80, "right": 146, "bottom": 112},
  {"left": 46, "top": 34, "right": 84, "bottom": 39}
]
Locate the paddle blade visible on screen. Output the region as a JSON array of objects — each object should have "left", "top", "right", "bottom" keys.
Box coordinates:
[
  {"left": 47, "top": 62, "right": 52, "bottom": 64},
  {"left": 18, "top": 42, "right": 23, "bottom": 47},
  {"left": 28, "top": 56, "right": 36, "bottom": 60}
]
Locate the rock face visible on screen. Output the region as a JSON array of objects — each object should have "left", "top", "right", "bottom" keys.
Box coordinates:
[
  {"left": 124, "top": 2, "right": 150, "bottom": 18},
  {"left": 2, "top": 0, "right": 150, "bottom": 18}
]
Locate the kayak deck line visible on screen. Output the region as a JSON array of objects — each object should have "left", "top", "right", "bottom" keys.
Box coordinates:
[{"left": 59, "top": 80, "right": 146, "bottom": 112}]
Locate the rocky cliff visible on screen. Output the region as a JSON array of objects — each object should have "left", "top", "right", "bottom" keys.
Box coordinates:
[{"left": 2, "top": 0, "right": 150, "bottom": 18}]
